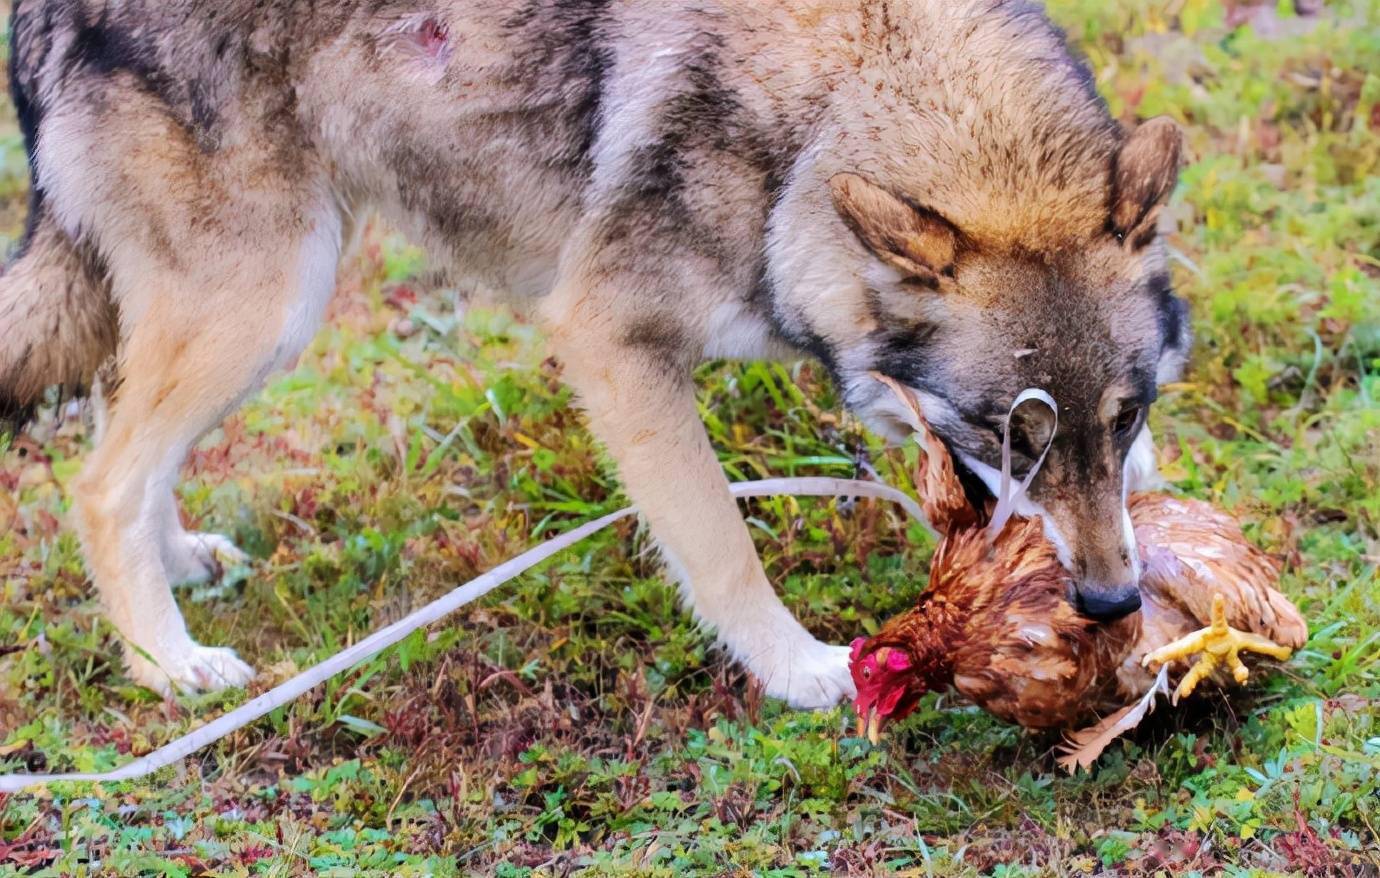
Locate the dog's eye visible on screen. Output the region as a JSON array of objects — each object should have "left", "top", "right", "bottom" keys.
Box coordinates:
[{"left": 1114, "top": 404, "right": 1144, "bottom": 439}]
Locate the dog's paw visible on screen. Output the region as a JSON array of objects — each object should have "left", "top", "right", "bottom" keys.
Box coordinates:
[
  {"left": 126, "top": 641, "right": 257, "bottom": 696},
  {"left": 752, "top": 637, "right": 857, "bottom": 711},
  {"left": 165, "top": 532, "right": 250, "bottom": 585}
]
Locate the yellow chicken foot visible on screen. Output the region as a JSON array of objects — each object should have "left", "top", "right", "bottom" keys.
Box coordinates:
[{"left": 1142, "top": 594, "right": 1296, "bottom": 704}]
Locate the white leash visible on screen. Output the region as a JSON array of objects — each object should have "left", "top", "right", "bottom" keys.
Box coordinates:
[
  {"left": 986, "top": 389, "right": 1060, "bottom": 542},
  {"left": 0, "top": 477, "right": 923, "bottom": 793}
]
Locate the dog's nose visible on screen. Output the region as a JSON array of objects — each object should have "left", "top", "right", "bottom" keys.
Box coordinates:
[{"left": 1075, "top": 587, "right": 1142, "bottom": 621}]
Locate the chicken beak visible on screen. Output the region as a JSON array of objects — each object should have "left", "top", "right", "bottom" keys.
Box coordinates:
[{"left": 856, "top": 708, "right": 884, "bottom": 745}]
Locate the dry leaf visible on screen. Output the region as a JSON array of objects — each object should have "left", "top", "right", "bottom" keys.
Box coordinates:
[{"left": 1057, "top": 666, "right": 1170, "bottom": 774}]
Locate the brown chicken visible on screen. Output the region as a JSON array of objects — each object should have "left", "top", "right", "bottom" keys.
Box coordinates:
[{"left": 851, "top": 377, "right": 1307, "bottom": 748}]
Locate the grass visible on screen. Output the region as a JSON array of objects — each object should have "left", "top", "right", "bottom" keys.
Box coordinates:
[{"left": 1, "top": 1, "right": 1378, "bottom": 874}]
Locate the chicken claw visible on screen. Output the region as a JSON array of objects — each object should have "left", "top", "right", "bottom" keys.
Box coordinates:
[{"left": 1142, "top": 594, "right": 1296, "bottom": 704}]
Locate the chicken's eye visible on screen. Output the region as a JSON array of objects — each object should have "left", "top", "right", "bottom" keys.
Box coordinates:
[{"left": 862, "top": 667, "right": 871, "bottom": 679}]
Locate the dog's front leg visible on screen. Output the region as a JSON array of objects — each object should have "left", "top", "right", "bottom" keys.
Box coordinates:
[{"left": 542, "top": 283, "right": 855, "bottom": 710}]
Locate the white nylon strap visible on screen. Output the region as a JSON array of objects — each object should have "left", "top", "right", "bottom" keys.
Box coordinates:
[
  {"left": 986, "top": 388, "right": 1060, "bottom": 541},
  {"left": 0, "top": 477, "right": 924, "bottom": 793}
]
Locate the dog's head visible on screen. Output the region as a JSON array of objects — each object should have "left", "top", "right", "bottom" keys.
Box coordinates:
[{"left": 800, "top": 119, "right": 1190, "bottom": 620}]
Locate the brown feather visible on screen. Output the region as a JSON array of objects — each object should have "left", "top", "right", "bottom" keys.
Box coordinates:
[
  {"left": 1057, "top": 667, "right": 1171, "bottom": 774},
  {"left": 1130, "top": 495, "right": 1307, "bottom": 649},
  {"left": 853, "top": 378, "right": 1307, "bottom": 748}
]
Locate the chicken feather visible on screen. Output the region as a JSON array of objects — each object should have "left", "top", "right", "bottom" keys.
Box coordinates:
[{"left": 851, "top": 376, "right": 1306, "bottom": 755}]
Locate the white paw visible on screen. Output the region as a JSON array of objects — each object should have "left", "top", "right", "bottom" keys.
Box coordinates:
[
  {"left": 126, "top": 641, "right": 257, "bottom": 696},
  {"left": 164, "top": 532, "right": 249, "bottom": 585},
  {"left": 749, "top": 637, "right": 857, "bottom": 711}
]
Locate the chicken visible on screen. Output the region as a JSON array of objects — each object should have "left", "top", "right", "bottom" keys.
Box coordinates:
[{"left": 851, "top": 377, "right": 1307, "bottom": 746}]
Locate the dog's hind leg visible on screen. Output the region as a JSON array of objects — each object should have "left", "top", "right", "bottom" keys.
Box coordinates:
[
  {"left": 158, "top": 499, "right": 250, "bottom": 586},
  {"left": 82, "top": 375, "right": 245, "bottom": 587},
  {"left": 34, "top": 87, "right": 344, "bottom": 693},
  {"left": 67, "top": 199, "right": 341, "bottom": 694}
]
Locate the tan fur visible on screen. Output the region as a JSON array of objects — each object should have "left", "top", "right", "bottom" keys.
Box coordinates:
[
  {"left": 829, "top": 173, "right": 959, "bottom": 281},
  {"left": 1112, "top": 117, "right": 1186, "bottom": 243}
]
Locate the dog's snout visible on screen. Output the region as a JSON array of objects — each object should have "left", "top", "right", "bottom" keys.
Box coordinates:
[
  {"left": 1066, "top": 507, "right": 1142, "bottom": 622},
  {"left": 1075, "top": 586, "right": 1142, "bottom": 621}
]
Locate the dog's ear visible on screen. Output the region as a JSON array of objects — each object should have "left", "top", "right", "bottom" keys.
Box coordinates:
[
  {"left": 1110, "top": 117, "right": 1184, "bottom": 249},
  {"left": 830, "top": 173, "right": 959, "bottom": 284}
]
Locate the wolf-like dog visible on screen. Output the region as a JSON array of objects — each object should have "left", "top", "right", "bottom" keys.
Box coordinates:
[{"left": 0, "top": 0, "right": 1190, "bottom": 707}]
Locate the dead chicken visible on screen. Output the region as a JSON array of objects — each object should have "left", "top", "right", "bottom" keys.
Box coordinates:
[{"left": 851, "top": 377, "right": 1307, "bottom": 767}]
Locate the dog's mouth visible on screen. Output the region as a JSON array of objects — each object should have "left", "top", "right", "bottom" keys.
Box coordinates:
[
  {"left": 946, "top": 449, "right": 1001, "bottom": 514},
  {"left": 854, "top": 380, "right": 1003, "bottom": 511},
  {"left": 857, "top": 404, "right": 918, "bottom": 446},
  {"left": 851, "top": 378, "right": 934, "bottom": 443}
]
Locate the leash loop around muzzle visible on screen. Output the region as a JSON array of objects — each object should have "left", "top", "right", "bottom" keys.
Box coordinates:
[{"left": 987, "top": 388, "right": 1060, "bottom": 542}]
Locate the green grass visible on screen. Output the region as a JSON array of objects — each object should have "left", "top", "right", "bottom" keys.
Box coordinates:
[{"left": 2, "top": 1, "right": 1379, "bottom": 874}]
